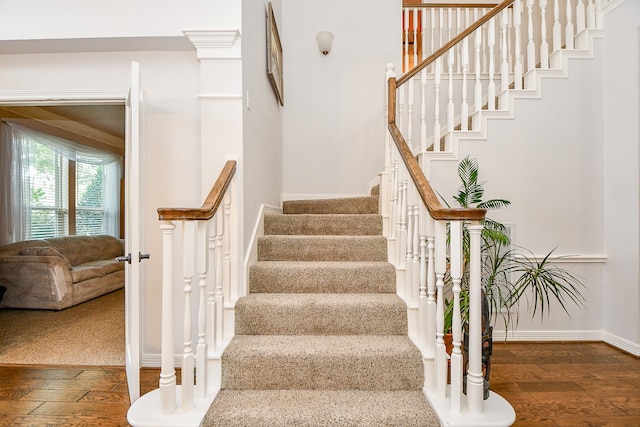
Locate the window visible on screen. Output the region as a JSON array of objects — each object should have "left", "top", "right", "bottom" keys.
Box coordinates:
[{"left": 0, "top": 123, "right": 122, "bottom": 244}]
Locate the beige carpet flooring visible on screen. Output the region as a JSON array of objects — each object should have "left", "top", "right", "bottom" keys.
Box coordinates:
[{"left": 0, "top": 289, "right": 124, "bottom": 365}]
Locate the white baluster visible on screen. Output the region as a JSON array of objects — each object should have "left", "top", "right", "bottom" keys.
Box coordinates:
[
  {"left": 223, "top": 191, "right": 232, "bottom": 306},
  {"left": 553, "top": 0, "right": 562, "bottom": 53},
  {"left": 539, "top": 0, "right": 549, "bottom": 69},
  {"left": 434, "top": 220, "right": 447, "bottom": 401},
  {"left": 433, "top": 57, "right": 442, "bottom": 150},
  {"left": 576, "top": 0, "right": 586, "bottom": 33},
  {"left": 206, "top": 220, "right": 217, "bottom": 356},
  {"left": 586, "top": 0, "right": 596, "bottom": 29},
  {"left": 473, "top": 26, "right": 482, "bottom": 131},
  {"left": 488, "top": 17, "right": 496, "bottom": 110},
  {"left": 399, "top": 84, "right": 405, "bottom": 139},
  {"left": 447, "top": 47, "right": 455, "bottom": 134},
  {"left": 195, "top": 220, "right": 208, "bottom": 399},
  {"left": 406, "top": 203, "right": 414, "bottom": 263},
  {"left": 430, "top": 7, "right": 437, "bottom": 62},
  {"left": 412, "top": 204, "right": 420, "bottom": 305},
  {"left": 420, "top": 68, "right": 427, "bottom": 154},
  {"left": 422, "top": 7, "right": 428, "bottom": 67},
  {"left": 449, "top": 221, "right": 463, "bottom": 413},
  {"left": 466, "top": 222, "right": 485, "bottom": 414},
  {"left": 461, "top": 37, "right": 469, "bottom": 131},
  {"left": 419, "top": 232, "right": 428, "bottom": 345},
  {"left": 566, "top": 0, "right": 575, "bottom": 50},
  {"left": 500, "top": 8, "right": 510, "bottom": 95},
  {"left": 398, "top": 179, "right": 408, "bottom": 271},
  {"left": 215, "top": 211, "right": 224, "bottom": 346},
  {"left": 526, "top": 0, "right": 536, "bottom": 73},
  {"left": 425, "top": 217, "right": 437, "bottom": 389},
  {"left": 181, "top": 220, "right": 195, "bottom": 411},
  {"left": 514, "top": 0, "right": 523, "bottom": 89},
  {"left": 159, "top": 221, "right": 177, "bottom": 414},
  {"left": 407, "top": 79, "right": 414, "bottom": 149},
  {"left": 405, "top": 204, "right": 414, "bottom": 299}
]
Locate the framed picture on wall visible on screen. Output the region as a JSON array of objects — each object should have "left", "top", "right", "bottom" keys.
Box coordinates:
[{"left": 267, "top": 2, "right": 284, "bottom": 106}]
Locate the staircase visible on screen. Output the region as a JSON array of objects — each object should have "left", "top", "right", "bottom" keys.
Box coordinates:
[{"left": 201, "top": 194, "right": 440, "bottom": 426}]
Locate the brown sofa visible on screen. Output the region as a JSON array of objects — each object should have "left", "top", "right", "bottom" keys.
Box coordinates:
[{"left": 0, "top": 235, "right": 125, "bottom": 310}]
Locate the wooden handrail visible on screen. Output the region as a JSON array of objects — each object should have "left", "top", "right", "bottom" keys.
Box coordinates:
[
  {"left": 397, "top": 0, "right": 515, "bottom": 86},
  {"left": 157, "top": 160, "right": 237, "bottom": 221},
  {"left": 387, "top": 77, "right": 485, "bottom": 222}
]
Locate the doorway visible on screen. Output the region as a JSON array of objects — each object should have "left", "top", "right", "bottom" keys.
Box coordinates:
[{"left": 0, "top": 103, "right": 127, "bottom": 365}]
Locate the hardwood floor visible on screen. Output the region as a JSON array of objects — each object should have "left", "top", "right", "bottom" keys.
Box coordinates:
[{"left": 0, "top": 342, "right": 638, "bottom": 426}]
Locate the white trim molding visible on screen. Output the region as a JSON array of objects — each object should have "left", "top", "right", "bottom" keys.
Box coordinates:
[
  {"left": 183, "top": 29, "right": 241, "bottom": 60},
  {"left": 0, "top": 90, "right": 127, "bottom": 105},
  {"left": 493, "top": 329, "right": 640, "bottom": 356}
]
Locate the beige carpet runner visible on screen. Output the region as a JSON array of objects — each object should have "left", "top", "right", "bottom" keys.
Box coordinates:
[{"left": 201, "top": 195, "right": 439, "bottom": 426}]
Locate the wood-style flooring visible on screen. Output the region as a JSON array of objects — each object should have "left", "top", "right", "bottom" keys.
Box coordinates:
[{"left": 0, "top": 342, "right": 638, "bottom": 426}]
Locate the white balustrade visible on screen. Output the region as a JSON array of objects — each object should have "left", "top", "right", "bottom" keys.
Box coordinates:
[
  {"left": 396, "top": 0, "right": 603, "bottom": 156},
  {"left": 154, "top": 160, "right": 237, "bottom": 416},
  {"left": 386, "top": 0, "right": 608, "bottom": 420}
]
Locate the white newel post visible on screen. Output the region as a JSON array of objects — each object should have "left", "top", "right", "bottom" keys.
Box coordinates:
[
  {"left": 466, "top": 222, "right": 485, "bottom": 413},
  {"left": 159, "top": 221, "right": 177, "bottom": 414}
]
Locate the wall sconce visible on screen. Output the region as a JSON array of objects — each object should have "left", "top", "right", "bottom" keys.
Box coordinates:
[{"left": 315, "top": 31, "right": 334, "bottom": 55}]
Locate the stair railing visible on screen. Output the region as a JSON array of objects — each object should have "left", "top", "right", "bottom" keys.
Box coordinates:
[
  {"left": 397, "top": 0, "right": 599, "bottom": 159},
  {"left": 155, "top": 159, "right": 237, "bottom": 414},
  {"left": 387, "top": 65, "right": 489, "bottom": 414}
]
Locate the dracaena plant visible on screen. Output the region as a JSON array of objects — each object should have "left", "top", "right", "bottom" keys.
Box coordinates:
[{"left": 443, "top": 156, "right": 586, "bottom": 336}]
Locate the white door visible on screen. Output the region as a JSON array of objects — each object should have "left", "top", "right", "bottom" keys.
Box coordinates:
[{"left": 123, "top": 61, "right": 145, "bottom": 404}]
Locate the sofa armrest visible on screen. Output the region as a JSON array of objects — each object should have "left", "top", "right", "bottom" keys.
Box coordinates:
[{"left": 0, "top": 256, "right": 73, "bottom": 309}]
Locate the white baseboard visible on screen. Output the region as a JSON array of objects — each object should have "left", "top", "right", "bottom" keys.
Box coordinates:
[{"left": 492, "top": 329, "right": 640, "bottom": 356}]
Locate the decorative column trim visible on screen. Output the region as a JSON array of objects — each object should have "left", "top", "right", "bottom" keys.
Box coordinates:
[{"left": 183, "top": 30, "right": 241, "bottom": 60}]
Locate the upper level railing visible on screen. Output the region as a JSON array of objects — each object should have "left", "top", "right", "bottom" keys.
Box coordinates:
[
  {"left": 398, "top": 0, "right": 599, "bottom": 156},
  {"left": 155, "top": 159, "right": 237, "bottom": 414}
]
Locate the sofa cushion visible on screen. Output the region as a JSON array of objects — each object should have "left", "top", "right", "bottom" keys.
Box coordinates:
[
  {"left": 70, "top": 259, "right": 125, "bottom": 283},
  {"left": 48, "top": 235, "right": 124, "bottom": 267},
  {"left": 18, "top": 246, "right": 73, "bottom": 269}
]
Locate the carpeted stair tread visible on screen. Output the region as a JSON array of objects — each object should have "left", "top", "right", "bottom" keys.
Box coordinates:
[
  {"left": 221, "top": 335, "right": 424, "bottom": 390},
  {"left": 258, "top": 235, "right": 387, "bottom": 261},
  {"left": 283, "top": 196, "right": 379, "bottom": 215},
  {"left": 235, "top": 293, "right": 407, "bottom": 335},
  {"left": 264, "top": 213, "right": 382, "bottom": 235},
  {"left": 249, "top": 261, "right": 396, "bottom": 293},
  {"left": 201, "top": 389, "right": 440, "bottom": 426}
]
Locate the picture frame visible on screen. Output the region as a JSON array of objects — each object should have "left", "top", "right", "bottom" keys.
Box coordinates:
[{"left": 266, "top": 2, "right": 284, "bottom": 106}]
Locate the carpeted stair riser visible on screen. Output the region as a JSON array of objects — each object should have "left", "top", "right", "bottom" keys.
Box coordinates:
[
  {"left": 235, "top": 293, "right": 407, "bottom": 335},
  {"left": 283, "top": 196, "right": 378, "bottom": 215},
  {"left": 249, "top": 261, "right": 397, "bottom": 294},
  {"left": 221, "top": 335, "right": 423, "bottom": 391},
  {"left": 264, "top": 213, "right": 382, "bottom": 236},
  {"left": 258, "top": 235, "right": 388, "bottom": 262},
  {"left": 204, "top": 390, "right": 438, "bottom": 427}
]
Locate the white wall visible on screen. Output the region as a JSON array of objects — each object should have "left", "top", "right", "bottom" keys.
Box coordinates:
[
  {"left": 281, "top": 0, "right": 401, "bottom": 198},
  {"left": 242, "top": 0, "right": 284, "bottom": 240},
  {"left": 601, "top": 0, "right": 640, "bottom": 348},
  {"left": 428, "top": 36, "right": 607, "bottom": 338}
]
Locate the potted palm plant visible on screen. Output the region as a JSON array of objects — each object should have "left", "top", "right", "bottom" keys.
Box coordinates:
[{"left": 442, "top": 156, "right": 586, "bottom": 397}]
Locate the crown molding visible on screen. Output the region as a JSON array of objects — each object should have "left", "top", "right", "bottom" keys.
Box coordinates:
[{"left": 183, "top": 29, "right": 241, "bottom": 60}]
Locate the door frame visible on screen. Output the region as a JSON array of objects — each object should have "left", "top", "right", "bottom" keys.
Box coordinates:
[{"left": 0, "top": 88, "right": 140, "bottom": 379}]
